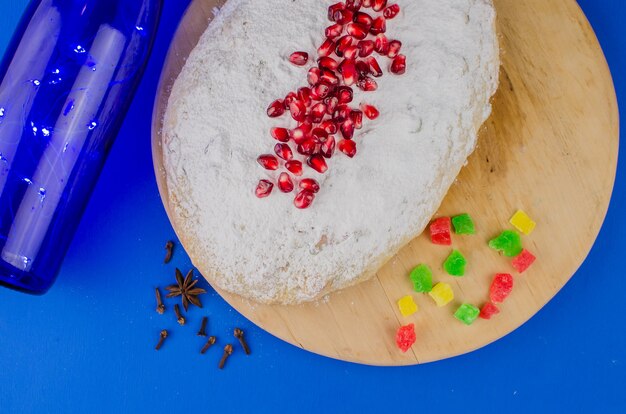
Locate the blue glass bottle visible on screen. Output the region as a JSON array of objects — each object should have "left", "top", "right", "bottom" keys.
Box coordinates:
[{"left": 0, "top": 0, "right": 162, "bottom": 293}]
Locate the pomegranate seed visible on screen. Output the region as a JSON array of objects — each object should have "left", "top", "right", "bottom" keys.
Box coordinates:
[
  {"left": 298, "top": 121, "right": 313, "bottom": 134},
  {"left": 335, "top": 86, "right": 353, "bottom": 104},
  {"left": 299, "top": 178, "right": 320, "bottom": 193},
  {"left": 284, "top": 91, "right": 298, "bottom": 108},
  {"left": 289, "top": 101, "right": 307, "bottom": 121},
  {"left": 274, "top": 143, "right": 293, "bottom": 160},
  {"left": 357, "top": 77, "right": 378, "bottom": 91},
  {"left": 358, "top": 40, "right": 375, "bottom": 57},
  {"left": 311, "top": 82, "right": 333, "bottom": 100},
  {"left": 289, "top": 51, "right": 309, "bottom": 66},
  {"left": 271, "top": 127, "right": 290, "bottom": 142},
  {"left": 324, "top": 96, "right": 339, "bottom": 114},
  {"left": 363, "top": 0, "right": 373, "bottom": 7},
  {"left": 255, "top": 180, "right": 274, "bottom": 198},
  {"left": 370, "top": 16, "right": 386, "bottom": 35},
  {"left": 321, "top": 135, "right": 336, "bottom": 158},
  {"left": 320, "top": 69, "right": 339, "bottom": 85},
  {"left": 390, "top": 54, "right": 406, "bottom": 74},
  {"left": 297, "top": 138, "right": 317, "bottom": 155},
  {"left": 290, "top": 127, "right": 306, "bottom": 144},
  {"left": 318, "top": 38, "right": 336, "bottom": 58},
  {"left": 340, "top": 119, "right": 355, "bottom": 139},
  {"left": 267, "top": 100, "right": 285, "bottom": 118},
  {"left": 360, "top": 103, "right": 380, "bottom": 119},
  {"left": 320, "top": 120, "right": 338, "bottom": 134},
  {"left": 366, "top": 56, "right": 383, "bottom": 77},
  {"left": 307, "top": 154, "right": 328, "bottom": 173},
  {"left": 341, "top": 60, "right": 358, "bottom": 86},
  {"left": 334, "top": 104, "right": 352, "bottom": 122},
  {"left": 311, "top": 128, "right": 329, "bottom": 142},
  {"left": 310, "top": 103, "right": 327, "bottom": 122},
  {"left": 325, "top": 24, "right": 344, "bottom": 39},
  {"left": 328, "top": 2, "right": 345, "bottom": 21},
  {"left": 298, "top": 88, "right": 312, "bottom": 107},
  {"left": 387, "top": 40, "right": 402, "bottom": 58},
  {"left": 335, "top": 35, "right": 354, "bottom": 57},
  {"left": 346, "top": 0, "right": 363, "bottom": 11},
  {"left": 383, "top": 4, "right": 400, "bottom": 19},
  {"left": 278, "top": 172, "right": 295, "bottom": 193},
  {"left": 318, "top": 57, "right": 339, "bottom": 71},
  {"left": 374, "top": 33, "right": 389, "bottom": 55},
  {"left": 338, "top": 139, "right": 357, "bottom": 157},
  {"left": 346, "top": 23, "right": 368, "bottom": 40},
  {"left": 373, "top": 0, "right": 387, "bottom": 12},
  {"left": 354, "top": 12, "right": 374, "bottom": 31},
  {"left": 356, "top": 60, "right": 371, "bottom": 76},
  {"left": 308, "top": 67, "right": 321, "bottom": 85},
  {"left": 257, "top": 154, "right": 279, "bottom": 170},
  {"left": 334, "top": 9, "right": 354, "bottom": 25},
  {"left": 344, "top": 45, "right": 359, "bottom": 60},
  {"left": 351, "top": 110, "right": 363, "bottom": 129},
  {"left": 294, "top": 190, "right": 315, "bottom": 209},
  {"left": 286, "top": 160, "right": 303, "bottom": 176}
]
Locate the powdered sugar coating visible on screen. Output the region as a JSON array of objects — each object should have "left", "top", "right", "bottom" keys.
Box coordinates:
[{"left": 162, "top": 0, "right": 499, "bottom": 304}]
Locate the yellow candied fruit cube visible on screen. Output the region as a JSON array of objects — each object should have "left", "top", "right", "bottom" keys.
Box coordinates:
[
  {"left": 397, "top": 295, "right": 419, "bottom": 317},
  {"left": 428, "top": 283, "right": 454, "bottom": 307},
  {"left": 510, "top": 210, "right": 536, "bottom": 235}
]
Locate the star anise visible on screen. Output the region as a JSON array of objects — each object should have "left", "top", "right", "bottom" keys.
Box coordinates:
[{"left": 165, "top": 268, "right": 206, "bottom": 311}]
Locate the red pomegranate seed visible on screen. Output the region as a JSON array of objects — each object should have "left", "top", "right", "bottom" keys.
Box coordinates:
[
  {"left": 311, "top": 82, "right": 333, "bottom": 100},
  {"left": 341, "top": 60, "right": 358, "bottom": 86},
  {"left": 257, "top": 154, "right": 279, "bottom": 170},
  {"left": 374, "top": 33, "right": 389, "bottom": 55},
  {"left": 320, "top": 69, "right": 339, "bottom": 85},
  {"left": 360, "top": 103, "right": 380, "bottom": 119},
  {"left": 370, "top": 16, "right": 386, "bottom": 35},
  {"left": 387, "top": 40, "right": 402, "bottom": 58},
  {"left": 310, "top": 103, "right": 327, "bottom": 122},
  {"left": 363, "top": 0, "right": 373, "bottom": 7},
  {"left": 286, "top": 160, "right": 303, "bottom": 176},
  {"left": 271, "top": 127, "right": 290, "bottom": 142},
  {"left": 346, "top": 0, "right": 363, "bottom": 11},
  {"left": 284, "top": 92, "right": 298, "bottom": 108},
  {"left": 356, "top": 60, "right": 371, "bottom": 76},
  {"left": 311, "top": 127, "right": 329, "bottom": 142},
  {"left": 299, "top": 178, "right": 320, "bottom": 193},
  {"left": 357, "top": 77, "right": 378, "bottom": 91},
  {"left": 297, "top": 88, "right": 311, "bottom": 107},
  {"left": 366, "top": 56, "right": 383, "bottom": 77},
  {"left": 318, "top": 38, "right": 336, "bottom": 58},
  {"left": 255, "top": 180, "right": 274, "bottom": 198},
  {"left": 354, "top": 12, "right": 374, "bottom": 30},
  {"left": 289, "top": 101, "right": 307, "bottom": 121},
  {"left": 274, "top": 143, "right": 293, "bottom": 160},
  {"left": 325, "top": 24, "right": 344, "bottom": 39},
  {"left": 334, "top": 9, "right": 354, "bottom": 25},
  {"left": 320, "top": 120, "right": 338, "bottom": 134},
  {"left": 307, "top": 154, "right": 328, "bottom": 173},
  {"left": 321, "top": 135, "right": 336, "bottom": 158},
  {"left": 334, "top": 104, "right": 352, "bottom": 121},
  {"left": 297, "top": 138, "right": 317, "bottom": 156},
  {"left": 335, "top": 35, "right": 354, "bottom": 57},
  {"left": 358, "top": 40, "right": 375, "bottom": 57},
  {"left": 328, "top": 2, "right": 345, "bottom": 21},
  {"left": 340, "top": 119, "right": 355, "bottom": 139},
  {"left": 336, "top": 86, "right": 353, "bottom": 104},
  {"left": 346, "top": 23, "right": 368, "bottom": 40},
  {"left": 383, "top": 3, "right": 400, "bottom": 19},
  {"left": 290, "top": 127, "right": 306, "bottom": 144},
  {"left": 294, "top": 190, "right": 315, "bottom": 209},
  {"left": 289, "top": 51, "right": 309, "bottom": 66},
  {"left": 373, "top": 0, "right": 387, "bottom": 12},
  {"left": 324, "top": 96, "right": 339, "bottom": 114},
  {"left": 308, "top": 67, "right": 321, "bottom": 85},
  {"left": 390, "top": 54, "right": 406, "bottom": 74},
  {"left": 351, "top": 110, "right": 363, "bottom": 129},
  {"left": 338, "top": 139, "right": 357, "bottom": 158},
  {"left": 298, "top": 121, "right": 313, "bottom": 134},
  {"left": 318, "top": 57, "right": 339, "bottom": 71},
  {"left": 267, "top": 100, "right": 285, "bottom": 118},
  {"left": 278, "top": 172, "right": 294, "bottom": 193},
  {"left": 343, "top": 45, "right": 359, "bottom": 60}
]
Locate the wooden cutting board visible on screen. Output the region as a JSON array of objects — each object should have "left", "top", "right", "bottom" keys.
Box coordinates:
[{"left": 151, "top": 0, "right": 619, "bottom": 365}]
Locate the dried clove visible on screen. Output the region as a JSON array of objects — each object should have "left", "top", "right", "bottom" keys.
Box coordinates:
[
  {"left": 155, "top": 330, "right": 168, "bottom": 350},
  {"left": 164, "top": 240, "right": 174, "bottom": 263},
  {"left": 200, "top": 336, "right": 216, "bottom": 354},
  {"left": 155, "top": 287, "right": 165, "bottom": 314},
  {"left": 174, "top": 303, "right": 185, "bottom": 326},
  {"left": 197, "top": 316, "right": 208, "bottom": 337},
  {"left": 218, "top": 344, "right": 233, "bottom": 369},
  {"left": 234, "top": 328, "right": 251, "bottom": 355}
]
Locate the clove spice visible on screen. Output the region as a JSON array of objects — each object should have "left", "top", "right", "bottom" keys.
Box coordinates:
[
  {"left": 218, "top": 344, "right": 233, "bottom": 369},
  {"left": 155, "top": 330, "right": 168, "bottom": 350},
  {"left": 234, "top": 328, "right": 251, "bottom": 355},
  {"left": 164, "top": 240, "right": 174, "bottom": 264},
  {"left": 200, "top": 336, "right": 216, "bottom": 354},
  {"left": 155, "top": 287, "right": 165, "bottom": 314},
  {"left": 174, "top": 303, "right": 185, "bottom": 326},
  {"left": 197, "top": 316, "right": 208, "bottom": 337}
]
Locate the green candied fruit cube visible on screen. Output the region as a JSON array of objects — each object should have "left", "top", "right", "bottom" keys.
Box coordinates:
[
  {"left": 409, "top": 264, "right": 433, "bottom": 293},
  {"left": 451, "top": 213, "right": 476, "bottom": 235},
  {"left": 454, "top": 304, "right": 480, "bottom": 325},
  {"left": 444, "top": 250, "right": 467, "bottom": 276},
  {"left": 488, "top": 230, "right": 523, "bottom": 257}
]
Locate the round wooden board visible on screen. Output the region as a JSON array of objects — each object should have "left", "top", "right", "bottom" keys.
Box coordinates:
[{"left": 152, "top": 0, "right": 619, "bottom": 365}]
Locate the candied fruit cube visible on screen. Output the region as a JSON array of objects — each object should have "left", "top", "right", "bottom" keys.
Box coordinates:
[
  {"left": 512, "top": 249, "right": 536, "bottom": 273},
  {"left": 395, "top": 323, "right": 416, "bottom": 352},
  {"left": 397, "top": 295, "right": 419, "bottom": 317},
  {"left": 428, "top": 282, "right": 454, "bottom": 307},
  {"left": 454, "top": 303, "right": 480, "bottom": 325},
  {"left": 430, "top": 217, "right": 452, "bottom": 245},
  {"left": 490, "top": 273, "right": 514, "bottom": 303},
  {"left": 444, "top": 249, "right": 467, "bottom": 276},
  {"left": 409, "top": 264, "right": 433, "bottom": 293},
  {"left": 488, "top": 230, "right": 523, "bottom": 257},
  {"left": 452, "top": 213, "right": 476, "bottom": 235},
  {"left": 479, "top": 302, "right": 500, "bottom": 320},
  {"left": 510, "top": 210, "right": 536, "bottom": 235}
]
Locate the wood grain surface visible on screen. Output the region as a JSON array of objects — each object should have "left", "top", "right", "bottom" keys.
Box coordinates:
[{"left": 152, "top": 0, "right": 619, "bottom": 365}]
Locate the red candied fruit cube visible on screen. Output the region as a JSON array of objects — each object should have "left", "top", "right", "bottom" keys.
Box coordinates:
[
  {"left": 395, "top": 323, "right": 416, "bottom": 353},
  {"left": 479, "top": 302, "right": 500, "bottom": 320},
  {"left": 489, "top": 273, "right": 514, "bottom": 303},
  {"left": 429, "top": 217, "right": 452, "bottom": 245},
  {"left": 512, "top": 249, "right": 536, "bottom": 273}
]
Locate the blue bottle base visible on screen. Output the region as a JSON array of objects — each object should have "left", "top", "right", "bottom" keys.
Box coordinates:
[{"left": 0, "top": 260, "right": 53, "bottom": 294}]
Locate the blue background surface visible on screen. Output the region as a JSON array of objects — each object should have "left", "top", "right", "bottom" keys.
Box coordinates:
[{"left": 0, "top": 0, "right": 624, "bottom": 412}]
